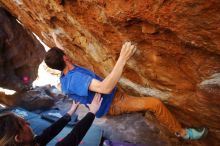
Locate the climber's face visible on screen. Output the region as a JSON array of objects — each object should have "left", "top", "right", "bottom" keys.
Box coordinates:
[{"left": 63, "top": 55, "right": 73, "bottom": 64}]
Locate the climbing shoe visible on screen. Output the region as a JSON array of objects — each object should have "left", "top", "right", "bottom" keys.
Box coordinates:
[{"left": 183, "top": 127, "right": 208, "bottom": 140}]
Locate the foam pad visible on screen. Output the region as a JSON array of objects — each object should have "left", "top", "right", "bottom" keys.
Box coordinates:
[
  {"left": 2, "top": 107, "right": 102, "bottom": 146},
  {"left": 10, "top": 107, "right": 51, "bottom": 135},
  {"left": 41, "top": 109, "right": 78, "bottom": 126},
  {"left": 103, "top": 140, "right": 147, "bottom": 146},
  {"left": 47, "top": 125, "right": 103, "bottom": 146}
]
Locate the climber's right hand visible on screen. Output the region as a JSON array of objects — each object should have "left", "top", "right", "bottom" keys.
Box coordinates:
[{"left": 119, "top": 41, "right": 137, "bottom": 62}]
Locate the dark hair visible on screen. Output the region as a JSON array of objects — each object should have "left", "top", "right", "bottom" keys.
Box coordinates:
[
  {"left": 0, "top": 112, "right": 23, "bottom": 146},
  {"left": 44, "top": 47, "right": 66, "bottom": 71}
]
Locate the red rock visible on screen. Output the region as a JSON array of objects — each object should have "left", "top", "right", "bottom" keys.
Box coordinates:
[{"left": 0, "top": 1, "right": 219, "bottom": 145}]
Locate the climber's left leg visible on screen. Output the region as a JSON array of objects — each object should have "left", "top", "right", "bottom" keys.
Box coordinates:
[
  {"left": 108, "top": 89, "right": 184, "bottom": 135},
  {"left": 107, "top": 89, "right": 208, "bottom": 140}
]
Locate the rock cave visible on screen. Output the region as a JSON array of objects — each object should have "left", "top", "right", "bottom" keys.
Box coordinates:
[{"left": 0, "top": 1, "right": 219, "bottom": 146}]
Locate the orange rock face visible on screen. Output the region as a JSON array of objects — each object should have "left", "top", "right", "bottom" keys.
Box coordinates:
[{"left": 0, "top": 0, "right": 219, "bottom": 145}]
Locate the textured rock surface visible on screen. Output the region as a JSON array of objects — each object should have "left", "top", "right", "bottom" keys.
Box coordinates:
[
  {"left": 0, "top": 86, "right": 55, "bottom": 109},
  {"left": 0, "top": 1, "right": 220, "bottom": 145},
  {"left": 0, "top": 8, "right": 45, "bottom": 91}
]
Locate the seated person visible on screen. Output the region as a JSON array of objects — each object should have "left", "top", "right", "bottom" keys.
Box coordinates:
[
  {"left": 44, "top": 33, "right": 208, "bottom": 140},
  {"left": 0, "top": 93, "right": 103, "bottom": 146}
]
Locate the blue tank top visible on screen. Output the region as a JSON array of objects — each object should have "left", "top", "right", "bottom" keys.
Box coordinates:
[{"left": 60, "top": 65, "right": 116, "bottom": 118}]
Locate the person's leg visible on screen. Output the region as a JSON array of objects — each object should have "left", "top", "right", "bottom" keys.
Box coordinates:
[
  {"left": 108, "top": 89, "right": 208, "bottom": 140},
  {"left": 108, "top": 89, "right": 184, "bottom": 135}
]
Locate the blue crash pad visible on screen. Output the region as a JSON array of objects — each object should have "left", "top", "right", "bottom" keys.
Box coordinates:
[
  {"left": 48, "top": 125, "right": 103, "bottom": 146},
  {"left": 103, "top": 140, "right": 147, "bottom": 146},
  {"left": 41, "top": 109, "right": 78, "bottom": 126},
  {"left": 7, "top": 107, "right": 102, "bottom": 146},
  {"left": 11, "top": 107, "right": 51, "bottom": 135}
]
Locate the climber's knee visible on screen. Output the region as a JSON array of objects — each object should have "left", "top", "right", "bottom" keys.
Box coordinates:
[
  {"left": 147, "top": 97, "right": 163, "bottom": 109},
  {"left": 146, "top": 97, "right": 163, "bottom": 112}
]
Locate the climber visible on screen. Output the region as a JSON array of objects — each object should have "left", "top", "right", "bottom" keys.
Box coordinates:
[
  {"left": 0, "top": 93, "right": 103, "bottom": 146},
  {"left": 44, "top": 33, "right": 208, "bottom": 140}
]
